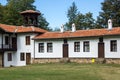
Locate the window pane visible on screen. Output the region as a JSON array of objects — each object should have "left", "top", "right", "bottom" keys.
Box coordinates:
[
  {"left": 26, "top": 36, "right": 30, "bottom": 45},
  {"left": 74, "top": 42, "right": 80, "bottom": 52},
  {"left": 39, "top": 43, "right": 44, "bottom": 53},
  {"left": 8, "top": 53, "right": 12, "bottom": 61},
  {"left": 20, "top": 53, "right": 25, "bottom": 61},
  {"left": 47, "top": 43, "right": 53, "bottom": 53},
  {"left": 111, "top": 40, "right": 117, "bottom": 52},
  {"left": 83, "top": 41, "right": 90, "bottom": 52}
]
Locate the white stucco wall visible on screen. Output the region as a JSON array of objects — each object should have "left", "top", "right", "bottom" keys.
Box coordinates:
[
  {"left": 35, "top": 39, "right": 63, "bottom": 58},
  {"left": 16, "top": 33, "right": 37, "bottom": 65},
  {"left": 3, "top": 33, "right": 38, "bottom": 67},
  {"left": 68, "top": 38, "right": 99, "bottom": 58},
  {"left": 104, "top": 36, "right": 120, "bottom": 58},
  {"left": 4, "top": 51, "right": 16, "bottom": 67}
]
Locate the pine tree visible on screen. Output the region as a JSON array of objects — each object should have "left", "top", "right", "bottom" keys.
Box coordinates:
[
  {"left": 66, "top": 2, "right": 78, "bottom": 30},
  {"left": 96, "top": 0, "right": 120, "bottom": 28},
  {"left": 66, "top": 2, "right": 95, "bottom": 30}
]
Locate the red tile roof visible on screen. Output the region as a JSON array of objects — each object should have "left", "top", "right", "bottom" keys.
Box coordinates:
[
  {"left": 34, "top": 27, "right": 120, "bottom": 39},
  {"left": 20, "top": 10, "right": 40, "bottom": 15},
  {"left": 0, "top": 23, "right": 47, "bottom": 33},
  {"left": 16, "top": 26, "right": 47, "bottom": 33},
  {"left": 0, "top": 24, "right": 16, "bottom": 32}
]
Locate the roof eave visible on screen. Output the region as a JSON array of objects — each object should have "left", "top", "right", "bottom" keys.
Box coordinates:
[{"left": 33, "top": 34, "right": 120, "bottom": 40}]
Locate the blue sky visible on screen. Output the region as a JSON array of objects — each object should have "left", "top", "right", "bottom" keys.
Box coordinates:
[{"left": 0, "top": 0, "right": 104, "bottom": 29}]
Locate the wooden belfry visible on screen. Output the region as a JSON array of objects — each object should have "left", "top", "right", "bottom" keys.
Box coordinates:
[{"left": 20, "top": 10, "right": 40, "bottom": 27}]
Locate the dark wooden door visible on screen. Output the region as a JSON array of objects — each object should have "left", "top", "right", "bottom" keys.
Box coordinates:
[
  {"left": 63, "top": 44, "right": 68, "bottom": 58},
  {"left": 98, "top": 42, "right": 104, "bottom": 58},
  {"left": 0, "top": 53, "right": 3, "bottom": 67},
  {"left": 26, "top": 53, "right": 31, "bottom": 65},
  {"left": 12, "top": 37, "right": 17, "bottom": 49}
]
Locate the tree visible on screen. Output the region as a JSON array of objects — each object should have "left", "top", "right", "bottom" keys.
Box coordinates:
[
  {"left": 96, "top": 0, "right": 120, "bottom": 28},
  {"left": 0, "top": 0, "right": 50, "bottom": 31},
  {"left": 38, "top": 13, "right": 52, "bottom": 31},
  {"left": 0, "top": 4, "right": 4, "bottom": 22},
  {"left": 75, "top": 12, "right": 95, "bottom": 30},
  {"left": 66, "top": 2, "right": 95, "bottom": 30},
  {"left": 65, "top": 2, "right": 78, "bottom": 30}
]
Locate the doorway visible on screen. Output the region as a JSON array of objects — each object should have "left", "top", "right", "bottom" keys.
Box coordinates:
[
  {"left": 0, "top": 53, "right": 3, "bottom": 67},
  {"left": 26, "top": 53, "right": 31, "bottom": 65},
  {"left": 63, "top": 44, "right": 68, "bottom": 58},
  {"left": 98, "top": 42, "right": 104, "bottom": 58}
]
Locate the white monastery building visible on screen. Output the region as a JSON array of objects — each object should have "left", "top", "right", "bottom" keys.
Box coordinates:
[{"left": 0, "top": 10, "right": 120, "bottom": 67}]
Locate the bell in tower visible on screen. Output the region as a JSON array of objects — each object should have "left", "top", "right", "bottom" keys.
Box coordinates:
[{"left": 20, "top": 10, "right": 40, "bottom": 27}]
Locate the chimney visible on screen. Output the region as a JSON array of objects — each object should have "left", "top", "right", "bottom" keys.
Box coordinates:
[
  {"left": 72, "top": 23, "right": 76, "bottom": 32},
  {"left": 108, "top": 19, "right": 112, "bottom": 30},
  {"left": 60, "top": 24, "right": 64, "bottom": 33}
]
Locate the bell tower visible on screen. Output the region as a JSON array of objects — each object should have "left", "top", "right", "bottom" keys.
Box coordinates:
[{"left": 20, "top": 10, "right": 40, "bottom": 27}]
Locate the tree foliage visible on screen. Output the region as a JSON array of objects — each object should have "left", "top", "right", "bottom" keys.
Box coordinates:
[
  {"left": 75, "top": 12, "right": 95, "bottom": 30},
  {"left": 66, "top": 2, "right": 78, "bottom": 29},
  {"left": 0, "top": 0, "right": 50, "bottom": 31},
  {"left": 96, "top": 0, "right": 120, "bottom": 28},
  {"left": 66, "top": 2, "right": 95, "bottom": 30}
]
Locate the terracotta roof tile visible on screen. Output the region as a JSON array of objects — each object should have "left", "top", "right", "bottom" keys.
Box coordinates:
[
  {"left": 0, "top": 24, "right": 16, "bottom": 32},
  {"left": 0, "top": 23, "right": 47, "bottom": 33},
  {"left": 20, "top": 10, "right": 40, "bottom": 15},
  {"left": 16, "top": 26, "right": 47, "bottom": 33},
  {"left": 34, "top": 27, "right": 120, "bottom": 39}
]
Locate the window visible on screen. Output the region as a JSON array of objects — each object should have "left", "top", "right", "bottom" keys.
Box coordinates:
[
  {"left": 8, "top": 53, "right": 12, "bottom": 61},
  {"left": 5, "top": 36, "right": 9, "bottom": 45},
  {"left": 39, "top": 43, "right": 44, "bottom": 53},
  {"left": 26, "top": 36, "right": 30, "bottom": 45},
  {"left": 83, "top": 41, "right": 90, "bottom": 52},
  {"left": 74, "top": 42, "right": 80, "bottom": 52},
  {"left": 110, "top": 40, "right": 117, "bottom": 52},
  {"left": 20, "top": 53, "right": 25, "bottom": 61},
  {"left": 47, "top": 43, "right": 53, "bottom": 53}
]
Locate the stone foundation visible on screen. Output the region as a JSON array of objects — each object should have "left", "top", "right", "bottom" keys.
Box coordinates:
[
  {"left": 33, "top": 58, "right": 95, "bottom": 64},
  {"left": 106, "top": 58, "right": 120, "bottom": 64},
  {"left": 33, "top": 58, "right": 61, "bottom": 63},
  {"left": 70, "top": 58, "right": 94, "bottom": 63},
  {"left": 32, "top": 58, "right": 120, "bottom": 64}
]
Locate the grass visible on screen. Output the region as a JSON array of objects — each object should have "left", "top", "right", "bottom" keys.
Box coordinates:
[{"left": 0, "top": 63, "right": 120, "bottom": 80}]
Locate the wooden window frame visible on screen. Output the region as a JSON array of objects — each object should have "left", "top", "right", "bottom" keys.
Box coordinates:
[
  {"left": 110, "top": 40, "right": 117, "bottom": 52},
  {"left": 83, "top": 41, "right": 90, "bottom": 52},
  {"left": 39, "top": 43, "right": 44, "bottom": 53},
  {"left": 8, "top": 53, "right": 12, "bottom": 61},
  {"left": 47, "top": 43, "right": 53, "bottom": 53},
  {"left": 26, "top": 36, "right": 30, "bottom": 45},
  {"left": 74, "top": 42, "right": 80, "bottom": 52},
  {"left": 20, "top": 53, "right": 25, "bottom": 61}
]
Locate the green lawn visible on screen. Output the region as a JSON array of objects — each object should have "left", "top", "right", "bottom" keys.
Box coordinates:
[{"left": 0, "top": 63, "right": 120, "bottom": 80}]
